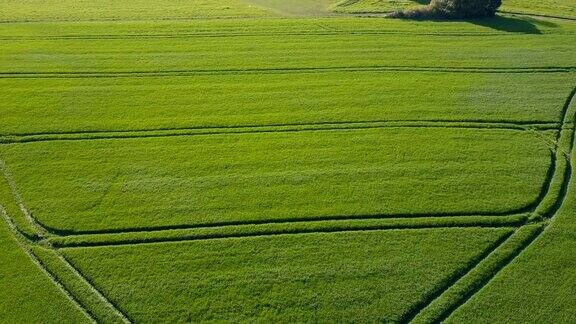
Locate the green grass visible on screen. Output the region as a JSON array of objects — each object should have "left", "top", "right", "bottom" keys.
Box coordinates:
[
  {"left": 444, "top": 95, "right": 576, "bottom": 323},
  {"left": 0, "top": 210, "right": 90, "bottom": 323},
  {"left": 1, "top": 0, "right": 576, "bottom": 322},
  {"left": 4, "top": 0, "right": 574, "bottom": 20},
  {"left": 30, "top": 246, "right": 128, "bottom": 323},
  {"left": 2, "top": 21, "right": 574, "bottom": 73},
  {"left": 332, "top": 0, "right": 576, "bottom": 18},
  {"left": 0, "top": 127, "right": 550, "bottom": 232},
  {"left": 47, "top": 214, "right": 529, "bottom": 248},
  {"left": 0, "top": 72, "right": 572, "bottom": 136},
  {"left": 446, "top": 157, "right": 576, "bottom": 323},
  {"left": 244, "top": 0, "right": 335, "bottom": 16},
  {"left": 332, "top": 0, "right": 432, "bottom": 13},
  {"left": 61, "top": 227, "right": 513, "bottom": 322},
  {"left": 0, "top": 0, "right": 272, "bottom": 22},
  {"left": 502, "top": 0, "right": 576, "bottom": 18},
  {"left": 412, "top": 224, "right": 544, "bottom": 323}
]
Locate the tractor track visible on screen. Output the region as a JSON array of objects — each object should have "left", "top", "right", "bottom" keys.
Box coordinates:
[
  {"left": 0, "top": 66, "right": 573, "bottom": 79},
  {"left": 0, "top": 205, "right": 97, "bottom": 323},
  {"left": 0, "top": 69, "right": 573, "bottom": 321},
  {"left": 0, "top": 115, "right": 560, "bottom": 242},
  {"left": 405, "top": 85, "right": 575, "bottom": 322},
  {"left": 1, "top": 28, "right": 571, "bottom": 41},
  {"left": 0, "top": 118, "right": 556, "bottom": 241},
  {"left": 0, "top": 119, "right": 558, "bottom": 145}
]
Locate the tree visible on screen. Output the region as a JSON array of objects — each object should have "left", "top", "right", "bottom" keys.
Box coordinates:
[{"left": 388, "top": 0, "right": 502, "bottom": 19}]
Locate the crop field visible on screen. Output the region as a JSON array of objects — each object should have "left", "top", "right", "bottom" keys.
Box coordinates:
[{"left": 0, "top": 0, "right": 575, "bottom": 323}]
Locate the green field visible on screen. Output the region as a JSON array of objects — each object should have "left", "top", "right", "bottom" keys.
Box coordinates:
[{"left": 1, "top": 0, "right": 575, "bottom": 323}]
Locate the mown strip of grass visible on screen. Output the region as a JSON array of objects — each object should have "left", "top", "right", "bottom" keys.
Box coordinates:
[
  {"left": 0, "top": 127, "right": 550, "bottom": 233},
  {"left": 0, "top": 73, "right": 572, "bottom": 135},
  {"left": 61, "top": 227, "right": 513, "bottom": 322}
]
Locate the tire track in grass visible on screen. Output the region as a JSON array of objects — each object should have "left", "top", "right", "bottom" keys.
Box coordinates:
[
  {"left": 0, "top": 90, "right": 571, "bottom": 323},
  {"left": 410, "top": 224, "right": 544, "bottom": 323},
  {"left": 1, "top": 118, "right": 557, "bottom": 137},
  {"left": 406, "top": 85, "right": 576, "bottom": 323},
  {"left": 0, "top": 157, "right": 50, "bottom": 237},
  {"left": 0, "top": 29, "right": 568, "bottom": 41},
  {"left": 0, "top": 119, "right": 557, "bottom": 239},
  {"left": 397, "top": 228, "right": 516, "bottom": 324},
  {"left": 0, "top": 157, "right": 132, "bottom": 323},
  {"left": 0, "top": 205, "right": 96, "bottom": 323},
  {"left": 0, "top": 15, "right": 280, "bottom": 24},
  {"left": 53, "top": 251, "right": 132, "bottom": 323},
  {"left": 41, "top": 211, "right": 532, "bottom": 237},
  {"left": 0, "top": 66, "right": 573, "bottom": 79},
  {"left": 0, "top": 90, "right": 570, "bottom": 321},
  {"left": 0, "top": 119, "right": 558, "bottom": 145},
  {"left": 48, "top": 215, "right": 527, "bottom": 248}
]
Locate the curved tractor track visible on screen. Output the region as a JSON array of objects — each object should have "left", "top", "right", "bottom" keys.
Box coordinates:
[{"left": 0, "top": 84, "right": 574, "bottom": 323}]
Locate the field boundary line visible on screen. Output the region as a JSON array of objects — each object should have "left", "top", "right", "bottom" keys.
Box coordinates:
[
  {"left": 0, "top": 204, "right": 96, "bottom": 323},
  {"left": 0, "top": 66, "right": 573, "bottom": 79},
  {"left": 0, "top": 119, "right": 558, "bottom": 145}
]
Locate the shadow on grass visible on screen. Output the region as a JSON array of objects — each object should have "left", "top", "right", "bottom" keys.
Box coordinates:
[{"left": 469, "top": 15, "right": 546, "bottom": 33}]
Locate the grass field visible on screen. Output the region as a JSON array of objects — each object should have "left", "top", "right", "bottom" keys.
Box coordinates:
[
  {"left": 333, "top": 0, "right": 576, "bottom": 18},
  {"left": 0, "top": 0, "right": 575, "bottom": 323}
]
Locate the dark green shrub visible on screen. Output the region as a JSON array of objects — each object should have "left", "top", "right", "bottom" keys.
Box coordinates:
[{"left": 388, "top": 0, "right": 502, "bottom": 19}]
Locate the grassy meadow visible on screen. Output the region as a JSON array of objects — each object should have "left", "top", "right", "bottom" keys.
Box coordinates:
[
  {"left": 0, "top": 0, "right": 575, "bottom": 323},
  {"left": 333, "top": 0, "right": 576, "bottom": 18},
  {"left": 0, "top": 128, "right": 551, "bottom": 232}
]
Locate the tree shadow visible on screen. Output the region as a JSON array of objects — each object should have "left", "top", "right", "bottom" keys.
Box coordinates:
[
  {"left": 411, "top": 0, "right": 431, "bottom": 4},
  {"left": 468, "top": 15, "right": 550, "bottom": 34}
]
